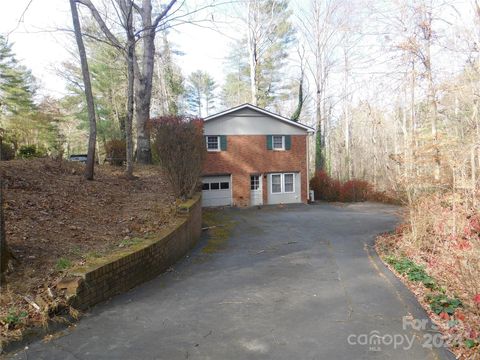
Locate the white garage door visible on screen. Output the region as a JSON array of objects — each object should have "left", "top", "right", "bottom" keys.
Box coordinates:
[{"left": 202, "top": 175, "right": 232, "bottom": 207}]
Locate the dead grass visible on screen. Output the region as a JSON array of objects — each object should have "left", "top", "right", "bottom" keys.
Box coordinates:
[
  {"left": 0, "top": 158, "right": 177, "bottom": 343},
  {"left": 376, "top": 192, "right": 480, "bottom": 359}
]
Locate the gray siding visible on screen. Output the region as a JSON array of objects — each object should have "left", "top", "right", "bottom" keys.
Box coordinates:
[{"left": 204, "top": 108, "right": 307, "bottom": 136}]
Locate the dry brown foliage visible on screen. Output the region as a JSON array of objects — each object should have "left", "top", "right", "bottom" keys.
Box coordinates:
[
  {"left": 0, "top": 158, "right": 176, "bottom": 343},
  {"left": 151, "top": 116, "right": 205, "bottom": 200},
  {"left": 377, "top": 192, "right": 480, "bottom": 359}
]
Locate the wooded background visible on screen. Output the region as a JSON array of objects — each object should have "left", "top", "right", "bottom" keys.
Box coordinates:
[{"left": 1, "top": 0, "right": 479, "bottom": 198}]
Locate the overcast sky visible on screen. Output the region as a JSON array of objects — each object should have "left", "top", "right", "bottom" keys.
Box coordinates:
[
  {"left": 0, "top": 0, "right": 474, "bottom": 113},
  {"left": 0, "top": 0, "right": 235, "bottom": 98}
]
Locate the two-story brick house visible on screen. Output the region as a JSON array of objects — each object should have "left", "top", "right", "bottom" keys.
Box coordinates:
[{"left": 202, "top": 103, "right": 314, "bottom": 207}]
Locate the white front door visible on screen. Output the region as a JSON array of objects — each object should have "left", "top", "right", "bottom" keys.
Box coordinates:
[{"left": 250, "top": 174, "right": 263, "bottom": 206}]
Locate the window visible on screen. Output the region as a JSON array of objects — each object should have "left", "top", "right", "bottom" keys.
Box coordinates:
[
  {"left": 271, "top": 174, "right": 282, "bottom": 193},
  {"left": 202, "top": 183, "right": 210, "bottom": 191},
  {"left": 272, "top": 135, "right": 284, "bottom": 150},
  {"left": 251, "top": 175, "right": 260, "bottom": 190},
  {"left": 220, "top": 182, "right": 229, "bottom": 190},
  {"left": 210, "top": 182, "right": 220, "bottom": 190},
  {"left": 206, "top": 136, "right": 220, "bottom": 151},
  {"left": 270, "top": 173, "right": 295, "bottom": 194},
  {"left": 284, "top": 173, "right": 294, "bottom": 193}
]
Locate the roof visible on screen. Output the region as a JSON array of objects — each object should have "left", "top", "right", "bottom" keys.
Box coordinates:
[{"left": 204, "top": 103, "right": 315, "bottom": 133}]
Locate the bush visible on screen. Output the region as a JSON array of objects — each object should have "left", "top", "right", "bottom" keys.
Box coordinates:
[
  {"left": 310, "top": 170, "right": 392, "bottom": 203},
  {"left": 326, "top": 179, "right": 342, "bottom": 201},
  {"left": 309, "top": 170, "right": 331, "bottom": 200},
  {"left": 105, "top": 139, "right": 126, "bottom": 166},
  {"left": 367, "top": 190, "right": 402, "bottom": 205},
  {"left": 0, "top": 142, "right": 15, "bottom": 160},
  {"left": 150, "top": 116, "right": 205, "bottom": 199},
  {"left": 18, "top": 145, "right": 42, "bottom": 159},
  {"left": 340, "top": 179, "right": 371, "bottom": 202}
]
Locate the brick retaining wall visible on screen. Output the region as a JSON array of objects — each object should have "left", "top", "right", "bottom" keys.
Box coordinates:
[{"left": 58, "top": 194, "right": 202, "bottom": 310}]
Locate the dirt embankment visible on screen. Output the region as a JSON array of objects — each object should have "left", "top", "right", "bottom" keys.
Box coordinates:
[{"left": 0, "top": 158, "right": 176, "bottom": 341}]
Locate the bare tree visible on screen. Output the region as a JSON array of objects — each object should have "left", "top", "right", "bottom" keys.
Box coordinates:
[
  {"left": 118, "top": 0, "right": 135, "bottom": 178},
  {"left": 308, "top": 0, "right": 338, "bottom": 171},
  {"left": 69, "top": 0, "right": 97, "bottom": 180},
  {"left": 77, "top": 0, "right": 177, "bottom": 165}
]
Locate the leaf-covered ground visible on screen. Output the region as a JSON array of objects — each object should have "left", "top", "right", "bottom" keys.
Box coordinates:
[
  {"left": 0, "top": 158, "right": 176, "bottom": 344},
  {"left": 376, "top": 193, "right": 480, "bottom": 359}
]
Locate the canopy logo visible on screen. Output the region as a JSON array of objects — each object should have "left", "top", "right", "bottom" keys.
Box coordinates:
[
  {"left": 346, "top": 316, "right": 453, "bottom": 351},
  {"left": 347, "top": 330, "right": 416, "bottom": 351}
]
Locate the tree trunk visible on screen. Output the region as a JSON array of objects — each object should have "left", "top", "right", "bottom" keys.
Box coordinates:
[
  {"left": 343, "top": 48, "right": 352, "bottom": 180},
  {"left": 118, "top": 0, "right": 135, "bottom": 178},
  {"left": 132, "top": 0, "right": 160, "bottom": 164},
  {"left": 0, "top": 169, "right": 10, "bottom": 286},
  {"left": 315, "top": 58, "right": 325, "bottom": 170},
  {"left": 0, "top": 181, "right": 9, "bottom": 287},
  {"left": 78, "top": 0, "right": 176, "bottom": 165},
  {"left": 247, "top": 0, "right": 258, "bottom": 106},
  {"left": 421, "top": 6, "right": 440, "bottom": 181},
  {"left": 70, "top": 0, "right": 96, "bottom": 180},
  {"left": 134, "top": 54, "right": 151, "bottom": 160}
]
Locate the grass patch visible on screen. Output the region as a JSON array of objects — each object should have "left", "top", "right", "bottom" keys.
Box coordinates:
[
  {"left": 4, "top": 308, "right": 28, "bottom": 327},
  {"left": 55, "top": 257, "right": 72, "bottom": 271},
  {"left": 118, "top": 237, "right": 143, "bottom": 248},
  {"left": 202, "top": 210, "right": 236, "bottom": 254},
  {"left": 86, "top": 251, "right": 103, "bottom": 259}
]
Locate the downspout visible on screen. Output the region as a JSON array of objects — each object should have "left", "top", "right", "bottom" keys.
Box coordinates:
[{"left": 306, "top": 132, "right": 311, "bottom": 202}]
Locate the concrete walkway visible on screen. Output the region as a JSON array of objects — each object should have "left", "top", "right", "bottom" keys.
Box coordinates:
[{"left": 8, "top": 203, "right": 453, "bottom": 359}]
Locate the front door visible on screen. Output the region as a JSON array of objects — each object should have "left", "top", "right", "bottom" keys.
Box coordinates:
[{"left": 250, "top": 174, "right": 263, "bottom": 206}]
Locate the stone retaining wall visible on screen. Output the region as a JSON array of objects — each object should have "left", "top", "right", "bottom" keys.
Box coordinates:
[{"left": 57, "top": 194, "right": 201, "bottom": 310}]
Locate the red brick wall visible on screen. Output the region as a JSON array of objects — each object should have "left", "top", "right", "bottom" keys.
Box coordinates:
[
  {"left": 61, "top": 195, "right": 202, "bottom": 310},
  {"left": 203, "top": 135, "right": 308, "bottom": 206}
]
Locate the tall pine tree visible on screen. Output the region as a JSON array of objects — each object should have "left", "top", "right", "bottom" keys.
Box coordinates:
[
  {"left": 0, "top": 35, "right": 35, "bottom": 116},
  {"left": 222, "top": 0, "right": 295, "bottom": 109},
  {"left": 186, "top": 70, "right": 217, "bottom": 117}
]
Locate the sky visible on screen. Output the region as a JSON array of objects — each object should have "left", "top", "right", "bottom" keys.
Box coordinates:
[
  {"left": 0, "top": 0, "right": 475, "bottom": 113},
  {"left": 0, "top": 0, "right": 235, "bottom": 98}
]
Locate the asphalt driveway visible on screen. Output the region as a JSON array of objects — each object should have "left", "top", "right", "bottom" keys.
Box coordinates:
[{"left": 8, "top": 203, "right": 453, "bottom": 359}]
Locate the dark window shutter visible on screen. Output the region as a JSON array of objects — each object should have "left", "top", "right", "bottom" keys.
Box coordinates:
[
  {"left": 266, "top": 135, "right": 272, "bottom": 150},
  {"left": 220, "top": 135, "right": 227, "bottom": 150},
  {"left": 285, "top": 135, "right": 291, "bottom": 150}
]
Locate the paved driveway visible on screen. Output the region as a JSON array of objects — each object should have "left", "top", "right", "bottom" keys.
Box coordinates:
[{"left": 9, "top": 203, "right": 452, "bottom": 359}]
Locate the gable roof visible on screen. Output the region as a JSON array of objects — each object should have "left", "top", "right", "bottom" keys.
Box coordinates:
[{"left": 204, "top": 103, "right": 315, "bottom": 133}]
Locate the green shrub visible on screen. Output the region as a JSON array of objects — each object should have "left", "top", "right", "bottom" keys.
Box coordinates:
[
  {"left": 426, "top": 294, "right": 462, "bottom": 315},
  {"left": 18, "top": 145, "right": 40, "bottom": 159},
  {"left": 385, "top": 256, "right": 437, "bottom": 289},
  {"left": 465, "top": 339, "right": 478, "bottom": 349}
]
